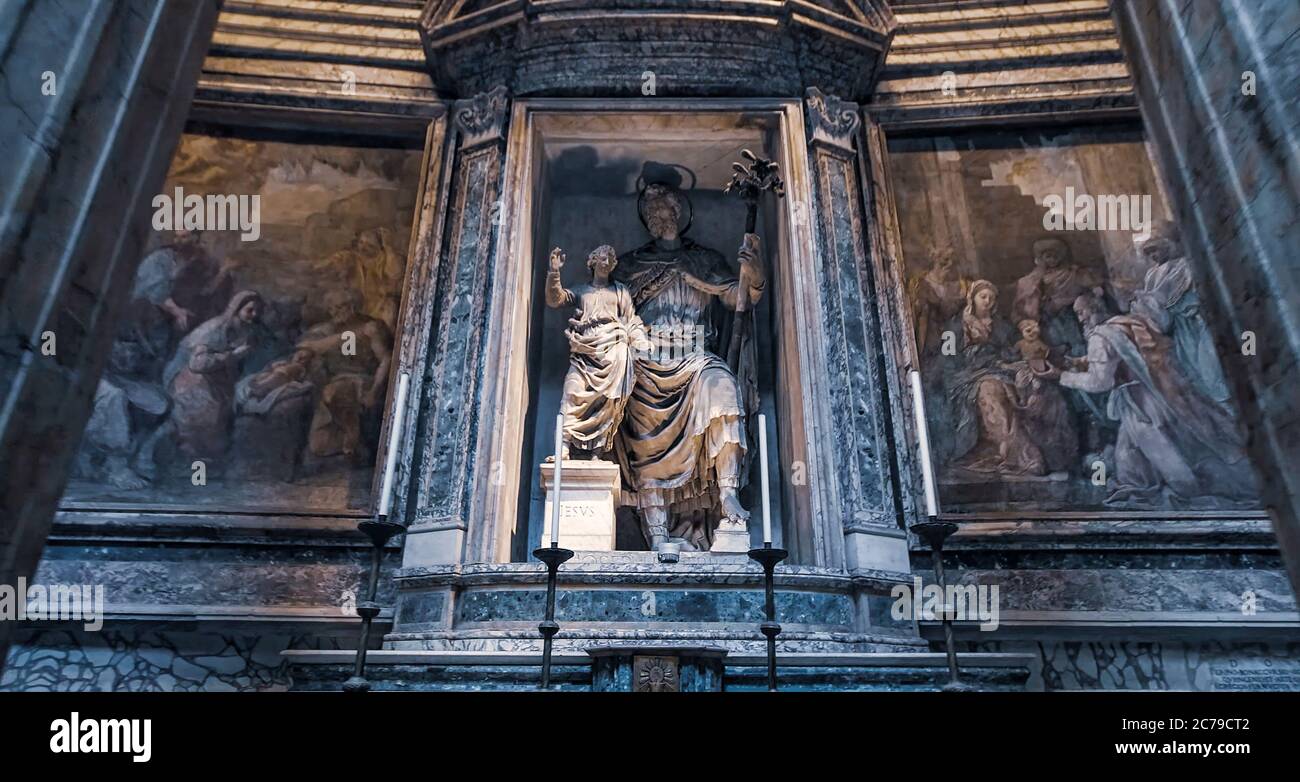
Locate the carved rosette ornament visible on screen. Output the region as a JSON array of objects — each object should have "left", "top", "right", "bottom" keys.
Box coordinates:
[
  {"left": 453, "top": 85, "right": 510, "bottom": 149},
  {"left": 804, "top": 87, "right": 861, "bottom": 152},
  {"left": 633, "top": 655, "right": 679, "bottom": 692}
]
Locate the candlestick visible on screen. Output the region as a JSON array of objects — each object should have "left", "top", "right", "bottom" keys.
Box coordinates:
[
  {"left": 342, "top": 516, "right": 403, "bottom": 693},
  {"left": 551, "top": 413, "right": 563, "bottom": 546},
  {"left": 746, "top": 544, "right": 788, "bottom": 691},
  {"left": 376, "top": 371, "right": 410, "bottom": 519},
  {"left": 908, "top": 369, "right": 939, "bottom": 518},
  {"left": 912, "top": 520, "right": 970, "bottom": 691},
  {"left": 758, "top": 413, "right": 772, "bottom": 544},
  {"left": 347, "top": 368, "right": 406, "bottom": 694}
]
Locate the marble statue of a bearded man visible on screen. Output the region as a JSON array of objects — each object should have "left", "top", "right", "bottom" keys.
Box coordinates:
[{"left": 614, "top": 183, "right": 765, "bottom": 552}]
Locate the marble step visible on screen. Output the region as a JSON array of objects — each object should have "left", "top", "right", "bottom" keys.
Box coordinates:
[{"left": 284, "top": 649, "right": 1034, "bottom": 691}]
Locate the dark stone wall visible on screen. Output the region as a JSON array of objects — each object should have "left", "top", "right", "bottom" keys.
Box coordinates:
[
  {"left": 2, "top": 629, "right": 356, "bottom": 692},
  {"left": 0, "top": 517, "right": 397, "bottom": 690},
  {"left": 968, "top": 639, "right": 1300, "bottom": 692},
  {"left": 919, "top": 517, "right": 1299, "bottom": 691},
  {"left": 1111, "top": 0, "right": 1300, "bottom": 595},
  {"left": 0, "top": 0, "right": 221, "bottom": 657}
]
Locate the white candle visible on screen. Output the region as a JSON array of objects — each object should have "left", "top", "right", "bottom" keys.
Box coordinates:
[
  {"left": 550, "top": 413, "right": 564, "bottom": 546},
  {"left": 758, "top": 413, "right": 772, "bottom": 544},
  {"left": 908, "top": 369, "right": 939, "bottom": 518},
  {"left": 377, "top": 371, "right": 411, "bottom": 519}
]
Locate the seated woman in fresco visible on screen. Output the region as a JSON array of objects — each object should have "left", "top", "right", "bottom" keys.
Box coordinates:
[
  {"left": 159, "top": 290, "right": 263, "bottom": 467},
  {"left": 939, "top": 280, "right": 1075, "bottom": 479}
]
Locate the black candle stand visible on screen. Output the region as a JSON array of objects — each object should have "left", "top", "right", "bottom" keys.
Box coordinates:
[
  {"left": 342, "top": 517, "right": 404, "bottom": 693},
  {"left": 911, "top": 520, "right": 973, "bottom": 693},
  {"left": 533, "top": 543, "right": 575, "bottom": 690},
  {"left": 747, "top": 543, "right": 788, "bottom": 692}
]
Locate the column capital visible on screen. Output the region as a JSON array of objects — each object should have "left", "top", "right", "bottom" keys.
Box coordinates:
[
  {"left": 453, "top": 85, "right": 510, "bottom": 149},
  {"left": 805, "top": 87, "right": 860, "bottom": 153}
]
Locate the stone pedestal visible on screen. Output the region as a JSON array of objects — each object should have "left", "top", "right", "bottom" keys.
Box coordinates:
[
  {"left": 539, "top": 459, "right": 620, "bottom": 551},
  {"left": 709, "top": 519, "right": 752, "bottom": 553}
]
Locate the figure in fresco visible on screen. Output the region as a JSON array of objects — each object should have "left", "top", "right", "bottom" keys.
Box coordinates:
[
  {"left": 78, "top": 231, "right": 233, "bottom": 488},
  {"left": 79, "top": 300, "right": 172, "bottom": 489},
  {"left": 1010, "top": 319, "right": 1078, "bottom": 470},
  {"left": 317, "top": 226, "right": 406, "bottom": 331},
  {"left": 938, "top": 280, "right": 1074, "bottom": 478},
  {"left": 1011, "top": 237, "right": 1105, "bottom": 358},
  {"left": 1053, "top": 293, "right": 1255, "bottom": 508},
  {"left": 78, "top": 378, "right": 161, "bottom": 489},
  {"left": 231, "top": 349, "right": 317, "bottom": 480},
  {"left": 1014, "top": 319, "right": 1052, "bottom": 370},
  {"left": 613, "top": 183, "right": 765, "bottom": 552},
  {"left": 908, "top": 242, "right": 971, "bottom": 361},
  {"left": 1129, "top": 222, "right": 1232, "bottom": 406},
  {"left": 544, "top": 244, "right": 651, "bottom": 459},
  {"left": 885, "top": 131, "right": 1262, "bottom": 512},
  {"left": 63, "top": 134, "right": 423, "bottom": 510},
  {"left": 1011, "top": 236, "right": 1113, "bottom": 452},
  {"left": 134, "top": 228, "right": 235, "bottom": 335},
  {"left": 297, "top": 289, "right": 392, "bottom": 464},
  {"left": 159, "top": 290, "right": 263, "bottom": 467}
]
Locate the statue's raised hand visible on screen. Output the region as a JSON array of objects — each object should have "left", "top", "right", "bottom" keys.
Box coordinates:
[{"left": 549, "top": 247, "right": 566, "bottom": 272}]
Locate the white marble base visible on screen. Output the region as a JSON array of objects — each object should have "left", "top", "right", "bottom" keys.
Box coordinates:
[
  {"left": 539, "top": 459, "right": 620, "bottom": 551},
  {"left": 709, "top": 520, "right": 751, "bottom": 553},
  {"left": 843, "top": 528, "right": 910, "bottom": 574}
]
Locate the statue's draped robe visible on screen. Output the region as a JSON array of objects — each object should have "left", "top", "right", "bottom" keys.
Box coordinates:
[
  {"left": 614, "top": 238, "right": 759, "bottom": 549},
  {"left": 555, "top": 281, "right": 647, "bottom": 454}
]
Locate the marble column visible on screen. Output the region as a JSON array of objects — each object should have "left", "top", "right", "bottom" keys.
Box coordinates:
[
  {"left": 0, "top": 0, "right": 220, "bottom": 658},
  {"left": 401, "top": 86, "right": 512, "bottom": 569},
  {"left": 1111, "top": 0, "right": 1300, "bottom": 595},
  {"left": 802, "top": 88, "right": 910, "bottom": 579}
]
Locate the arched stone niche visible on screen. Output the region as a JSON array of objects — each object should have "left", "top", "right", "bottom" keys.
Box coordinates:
[
  {"left": 418, "top": 0, "right": 895, "bottom": 101},
  {"left": 389, "top": 92, "right": 917, "bottom": 653}
]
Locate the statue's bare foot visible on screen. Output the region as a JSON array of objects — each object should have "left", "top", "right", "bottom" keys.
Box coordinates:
[
  {"left": 104, "top": 458, "right": 148, "bottom": 490},
  {"left": 670, "top": 536, "right": 699, "bottom": 553},
  {"left": 543, "top": 444, "right": 571, "bottom": 463},
  {"left": 131, "top": 457, "right": 157, "bottom": 481},
  {"left": 719, "top": 489, "right": 750, "bottom": 524}
]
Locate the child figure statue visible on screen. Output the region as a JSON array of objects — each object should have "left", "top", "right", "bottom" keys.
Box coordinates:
[{"left": 545, "top": 244, "right": 651, "bottom": 459}]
